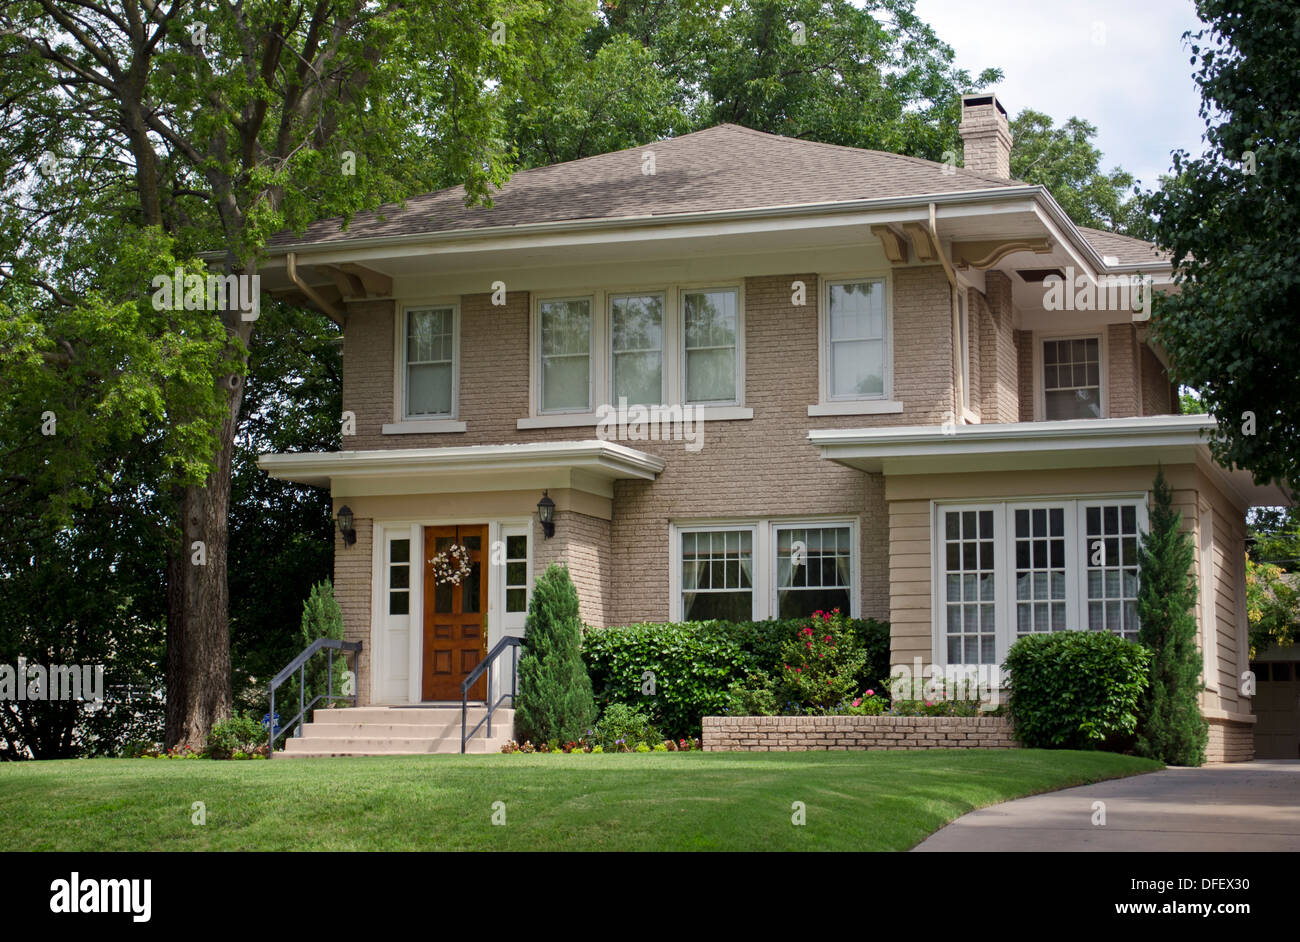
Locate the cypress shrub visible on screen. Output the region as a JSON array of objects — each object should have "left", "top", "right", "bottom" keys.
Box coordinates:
[
  {"left": 1134, "top": 468, "right": 1209, "bottom": 766},
  {"left": 514, "top": 564, "right": 597, "bottom": 744}
]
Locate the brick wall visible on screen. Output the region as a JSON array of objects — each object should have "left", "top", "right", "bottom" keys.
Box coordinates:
[
  {"left": 703, "top": 714, "right": 1018, "bottom": 751},
  {"left": 533, "top": 510, "right": 611, "bottom": 627},
  {"left": 1015, "top": 329, "right": 1034, "bottom": 421},
  {"left": 1207, "top": 717, "right": 1255, "bottom": 763},
  {"left": 1140, "top": 344, "right": 1174, "bottom": 415},
  {"left": 333, "top": 517, "right": 373, "bottom": 705},
  {"left": 1107, "top": 323, "right": 1139, "bottom": 418},
  {"left": 977, "top": 271, "right": 1018, "bottom": 423}
]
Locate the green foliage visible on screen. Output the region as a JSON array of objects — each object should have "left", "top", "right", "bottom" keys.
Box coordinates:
[
  {"left": 592, "top": 702, "right": 662, "bottom": 752},
  {"left": 275, "top": 581, "right": 349, "bottom": 725},
  {"left": 713, "top": 616, "right": 891, "bottom": 694},
  {"left": 776, "top": 610, "right": 869, "bottom": 710},
  {"left": 583, "top": 621, "right": 746, "bottom": 737},
  {"left": 205, "top": 714, "right": 269, "bottom": 760},
  {"left": 514, "top": 565, "right": 597, "bottom": 745},
  {"left": 1135, "top": 469, "right": 1209, "bottom": 766},
  {"left": 1246, "top": 557, "right": 1300, "bottom": 655},
  {"left": 1148, "top": 0, "right": 1300, "bottom": 488},
  {"left": 1004, "top": 631, "right": 1152, "bottom": 749},
  {"left": 1009, "top": 109, "right": 1150, "bottom": 235},
  {"left": 724, "top": 670, "right": 781, "bottom": 717}
]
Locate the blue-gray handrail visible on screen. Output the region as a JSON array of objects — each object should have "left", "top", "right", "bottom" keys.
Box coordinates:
[
  {"left": 267, "top": 638, "right": 361, "bottom": 758},
  {"left": 461, "top": 636, "right": 521, "bottom": 753}
]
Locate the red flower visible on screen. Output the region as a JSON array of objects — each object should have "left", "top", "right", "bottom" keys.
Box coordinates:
[
  {"left": 824, "top": 635, "right": 832, "bottom": 643},
  {"left": 794, "top": 667, "right": 802, "bottom": 673},
  {"left": 806, "top": 641, "right": 812, "bottom": 649},
  {"left": 822, "top": 613, "right": 831, "bottom": 621}
]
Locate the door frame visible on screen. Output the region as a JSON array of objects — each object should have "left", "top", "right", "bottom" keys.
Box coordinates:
[{"left": 369, "top": 516, "right": 533, "bottom": 705}]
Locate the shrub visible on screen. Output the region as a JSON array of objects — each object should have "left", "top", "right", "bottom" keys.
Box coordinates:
[
  {"left": 583, "top": 622, "right": 745, "bottom": 737},
  {"left": 1004, "top": 631, "right": 1151, "bottom": 749},
  {"left": 281, "top": 580, "right": 349, "bottom": 725},
  {"left": 206, "top": 713, "right": 269, "bottom": 760},
  {"left": 514, "top": 565, "right": 597, "bottom": 745},
  {"left": 776, "top": 609, "right": 868, "bottom": 710},
  {"left": 593, "top": 702, "right": 662, "bottom": 751},
  {"left": 714, "top": 616, "right": 891, "bottom": 693},
  {"left": 724, "top": 670, "right": 780, "bottom": 716},
  {"left": 1135, "top": 468, "right": 1209, "bottom": 766}
]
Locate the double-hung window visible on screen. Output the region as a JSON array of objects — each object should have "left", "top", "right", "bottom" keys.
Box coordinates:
[
  {"left": 775, "top": 525, "right": 853, "bottom": 617},
  {"left": 936, "top": 498, "right": 1146, "bottom": 665},
  {"left": 680, "top": 528, "right": 754, "bottom": 620},
  {"left": 404, "top": 306, "right": 456, "bottom": 418},
  {"left": 1042, "top": 337, "right": 1102, "bottom": 420},
  {"left": 610, "top": 293, "right": 665, "bottom": 405},
  {"left": 539, "top": 297, "right": 593, "bottom": 413},
  {"left": 683, "top": 287, "right": 740, "bottom": 404},
  {"left": 826, "top": 278, "right": 888, "bottom": 399}
]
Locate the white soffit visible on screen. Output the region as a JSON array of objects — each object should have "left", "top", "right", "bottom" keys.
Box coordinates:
[{"left": 258, "top": 439, "right": 664, "bottom": 498}]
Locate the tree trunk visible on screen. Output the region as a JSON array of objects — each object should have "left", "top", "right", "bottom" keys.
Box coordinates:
[{"left": 164, "top": 402, "right": 240, "bottom": 749}]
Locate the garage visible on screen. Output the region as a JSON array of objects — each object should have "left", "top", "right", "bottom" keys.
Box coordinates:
[{"left": 1252, "top": 648, "right": 1300, "bottom": 759}]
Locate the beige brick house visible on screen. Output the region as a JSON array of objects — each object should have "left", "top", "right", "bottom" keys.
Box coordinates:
[{"left": 259, "top": 95, "right": 1284, "bottom": 760}]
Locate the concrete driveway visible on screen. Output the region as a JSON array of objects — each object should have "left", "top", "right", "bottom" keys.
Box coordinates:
[{"left": 913, "top": 760, "right": 1300, "bottom": 851}]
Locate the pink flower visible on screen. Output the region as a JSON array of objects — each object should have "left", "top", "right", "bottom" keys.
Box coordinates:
[
  {"left": 852, "top": 698, "right": 862, "bottom": 707},
  {"left": 866, "top": 689, "right": 874, "bottom": 697}
]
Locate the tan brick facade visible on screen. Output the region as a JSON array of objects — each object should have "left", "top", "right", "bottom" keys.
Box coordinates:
[
  {"left": 333, "top": 518, "right": 372, "bottom": 705},
  {"left": 703, "top": 714, "right": 1018, "bottom": 751}
]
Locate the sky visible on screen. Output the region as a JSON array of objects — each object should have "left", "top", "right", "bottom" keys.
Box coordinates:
[{"left": 911, "top": 0, "right": 1210, "bottom": 186}]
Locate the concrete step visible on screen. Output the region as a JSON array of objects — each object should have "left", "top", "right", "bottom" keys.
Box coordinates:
[
  {"left": 280, "top": 736, "right": 507, "bottom": 756},
  {"left": 311, "top": 706, "right": 512, "bottom": 726},
  {"left": 300, "top": 722, "right": 510, "bottom": 739}
]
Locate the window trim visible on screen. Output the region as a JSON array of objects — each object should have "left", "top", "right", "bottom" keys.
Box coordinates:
[
  {"left": 534, "top": 293, "right": 598, "bottom": 415},
  {"left": 1034, "top": 331, "right": 1107, "bottom": 422},
  {"left": 669, "top": 517, "right": 858, "bottom": 622},
  {"left": 679, "top": 284, "right": 745, "bottom": 407},
  {"left": 931, "top": 495, "right": 1148, "bottom": 668},
  {"left": 397, "top": 301, "right": 460, "bottom": 422}
]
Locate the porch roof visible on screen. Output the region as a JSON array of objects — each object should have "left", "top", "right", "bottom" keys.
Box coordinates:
[
  {"left": 809, "top": 415, "right": 1291, "bottom": 509},
  {"left": 258, "top": 439, "right": 665, "bottom": 499}
]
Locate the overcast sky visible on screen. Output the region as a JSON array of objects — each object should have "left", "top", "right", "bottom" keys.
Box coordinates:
[{"left": 912, "top": 0, "right": 1210, "bottom": 186}]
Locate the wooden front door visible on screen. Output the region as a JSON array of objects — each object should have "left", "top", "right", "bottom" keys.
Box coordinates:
[{"left": 423, "top": 525, "right": 488, "bottom": 701}]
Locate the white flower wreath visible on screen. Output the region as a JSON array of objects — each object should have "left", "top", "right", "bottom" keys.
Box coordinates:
[{"left": 429, "top": 542, "right": 473, "bottom": 585}]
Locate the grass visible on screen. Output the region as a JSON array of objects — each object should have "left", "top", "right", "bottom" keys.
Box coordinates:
[{"left": 0, "top": 750, "right": 1160, "bottom": 851}]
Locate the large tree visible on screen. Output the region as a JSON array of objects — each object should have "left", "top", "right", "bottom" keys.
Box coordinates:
[
  {"left": 1148, "top": 0, "right": 1300, "bottom": 491},
  {"left": 0, "top": 0, "right": 589, "bottom": 747}
]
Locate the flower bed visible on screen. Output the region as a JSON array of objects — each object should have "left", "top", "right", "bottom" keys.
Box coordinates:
[{"left": 702, "top": 715, "right": 1017, "bottom": 752}]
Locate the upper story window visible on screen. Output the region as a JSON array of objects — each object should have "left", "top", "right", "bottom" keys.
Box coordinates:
[
  {"left": 539, "top": 297, "right": 593, "bottom": 413},
  {"left": 683, "top": 287, "right": 740, "bottom": 404},
  {"left": 404, "top": 306, "right": 457, "bottom": 418},
  {"left": 826, "top": 279, "right": 888, "bottom": 399},
  {"left": 1042, "top": 336, "right": 1101, "bottom": 420},
  {"left": 610, "top": 293, "right": 665, "bottom": 405}
]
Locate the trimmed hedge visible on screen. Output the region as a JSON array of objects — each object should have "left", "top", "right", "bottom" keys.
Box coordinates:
[
  {"left": 582, "top": 616, "right": 891, "bottom": 737},
  {"left": 1004, "top": 630, "right": 1152, "bottom": 750}
]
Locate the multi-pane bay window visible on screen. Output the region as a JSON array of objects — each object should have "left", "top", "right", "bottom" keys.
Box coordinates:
[
  {"left": 1042, "top": 337, "right": 1101, "bottom": 420},
  {"left": 935, "top": 499, "right": 1147, "bottom": 665},
  {"left": 405, "top": 306, "right": 455, "bottom": 417},
  {"left": 539, "top": 297, "right": 593, "bottom": 412},
  {"left": 683, "top": 287, "right": 739, "bottom": 403},
  {"left": 827, "top": 279, "right": 887, "bottom": 398},
  {"left": 610, "top": 293, "right": 664, "bottom": 404},
  {"left": 680, "top": 528, "right": 753, "bottom": 620},
  {"left": 675, "top": 520, "right": 857, "bottom": 621},
  {"left": 775, "top": 526, "right": 852, "bottom": 617}
]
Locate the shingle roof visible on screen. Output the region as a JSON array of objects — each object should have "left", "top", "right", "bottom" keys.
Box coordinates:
[
  {"left": 269, "top": 123, "right": 1025, "bottom": 248},
  {"left": 1077, "top": 226, "right": 1170, "bottom": 266}
]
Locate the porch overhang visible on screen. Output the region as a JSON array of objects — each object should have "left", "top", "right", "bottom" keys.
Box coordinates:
[
  {"left": 809, "top": 415, "right": 1291, "bottom": 509},
  {"left": 258, "top": 439, "right": 665, "bottom": 500}
]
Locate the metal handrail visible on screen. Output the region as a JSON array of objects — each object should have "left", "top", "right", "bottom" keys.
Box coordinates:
[
  {"left": 267, "top": 638, "right": 361, "bottom": 759},
  {"left": 461, "top": 636, "right": 521, "bottom": 753}
]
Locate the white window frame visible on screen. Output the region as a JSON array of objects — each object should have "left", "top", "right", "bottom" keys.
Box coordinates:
[
  {"left": 499, "top": 522, "right": 533, "bottom": 634},
  {"left": 391, "top": 301, "right": 463, "bottom": 432},
  {"left": 608, "top": 289, "right": 668, "bottom": 406},
  {"left": 931, "top": 496, "right": 1148, "bottom": 668},
  {"left": 1034, "top": 332, "right": 1107, "bottom": 421},
  {"left": 810, "top": 273, "right": 901, "bottom": 416},
  {"left": 534, "top": 294, "right": 598, "bottom": 415},
  {"left": 669, "top": 517, "right": 858, "bottom": 622},
  {"left": 680, "top": 284, "right": 745, "bottom": 407}
]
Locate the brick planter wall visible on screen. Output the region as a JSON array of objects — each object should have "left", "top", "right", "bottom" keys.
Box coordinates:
[{"left": 702, "top": 715, "right": 1018, "bottom": 751}]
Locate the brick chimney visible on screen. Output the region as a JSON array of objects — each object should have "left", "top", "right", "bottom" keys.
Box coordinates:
[{"left": 958, "top": 94, "right": 1012, "bottom": 179}]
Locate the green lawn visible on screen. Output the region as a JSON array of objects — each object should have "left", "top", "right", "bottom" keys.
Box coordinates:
[{"left": 0, "top": 750, "right": 1159, "bottom": 851}]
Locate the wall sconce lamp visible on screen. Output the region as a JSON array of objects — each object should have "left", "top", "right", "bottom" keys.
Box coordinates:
[
  {"left": 537, "top": 490, "right": 556, "bottom": 540},
  {"left": 337, "top": 505, "right": 356, "bottom": 546}
]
